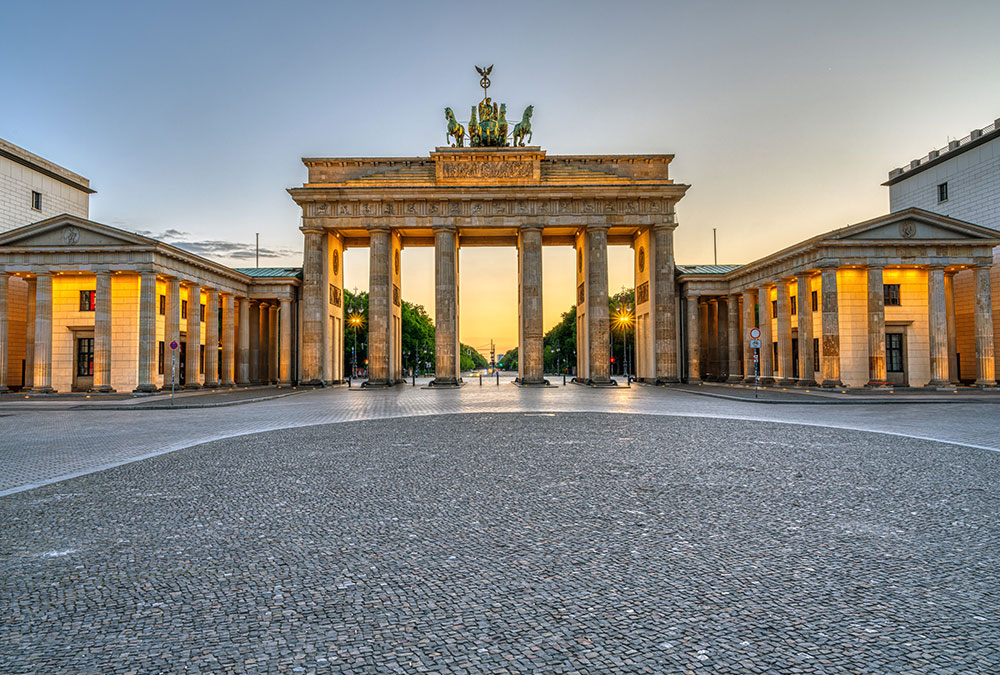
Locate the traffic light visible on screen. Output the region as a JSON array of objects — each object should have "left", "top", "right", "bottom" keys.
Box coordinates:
[{"left": 610, "top": 357, "right": 615, "bottom": 363}]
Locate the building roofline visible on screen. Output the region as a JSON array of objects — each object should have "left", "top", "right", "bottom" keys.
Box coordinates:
[
  {"left": 0, "top": 138, "right": 95, "bottom": 194},
  {"left": 883, "top": 116, "right": 1000, "bottom": 186}
]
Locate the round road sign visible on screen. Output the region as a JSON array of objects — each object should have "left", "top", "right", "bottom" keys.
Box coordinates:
[
  {"left": 749, "top": 328, "right": 761, "bottom": 340},
  {"left": 169, "top": 340, "right": 179, "bottom": 350}
]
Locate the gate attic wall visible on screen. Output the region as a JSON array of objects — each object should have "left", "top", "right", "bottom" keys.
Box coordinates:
[{"left": 289, "top": 147, "right": 690, "bottom": 387}]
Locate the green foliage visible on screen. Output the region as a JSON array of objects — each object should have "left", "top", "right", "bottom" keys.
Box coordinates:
[
  {"left": 460, "top": 344, "right": 488, "bottom": 372},
  {"left": 500, "top": 347, "right": 517, "bottom": 371},
  {"left": 402, "top": 301, "right": 435, "bottom": 373},
  {"left": 343, "top": 289, "right": 368, "bottom": 375},
  {"left": 543, "top": 305, "right": 576, "bottom": 373}
]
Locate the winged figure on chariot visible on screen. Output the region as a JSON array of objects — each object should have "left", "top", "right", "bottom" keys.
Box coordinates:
[{"left": 444, "top": 66, "right": 533, "bottom": 148}]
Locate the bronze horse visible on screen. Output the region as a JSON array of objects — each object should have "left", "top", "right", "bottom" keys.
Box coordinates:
[
  {"left": 513, "top": 105, "right": 533, "bottom": 147},
  {"left": 445, "top": 107, "right": 465, "bottom": 147}
]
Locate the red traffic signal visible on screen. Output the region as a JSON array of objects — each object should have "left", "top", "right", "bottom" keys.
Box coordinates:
[{"left": 610, "top": 357, "right": 616, "bottom": 363}]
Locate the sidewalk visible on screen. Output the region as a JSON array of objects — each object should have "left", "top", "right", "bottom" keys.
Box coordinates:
[
  {"left": 0, "top": 385, "right": 310, "bottom": 410},
  {"left": 675, "top": 381, "right": 1000, "bottom": 404}
]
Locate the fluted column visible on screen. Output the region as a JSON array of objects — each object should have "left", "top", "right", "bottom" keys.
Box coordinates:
[
  {"left": 163, "top": 277, "right": 181, "bottom": 389},
  {"left": 134, "top": 272, "right": 157, "bottom": 392},
  {"left": 204, "top": 289, "right": 219, "bottom": 387},
  {"left": 30, "top": 272, "right": 54, "bottom": 392},
  {"left": 776, "top": 280, "right": 793, "bottom": 383},
  {"left": 92, "top": 271, "right": 114, "bottom": 392},
  {"left": 23, "top": 278, "right": 35, "bottom": 390},
  {"left": 945, "top": 272, "right": 959, "bottom": 384},
  {"left": 258, "top": 302, "right": 269, "bottom": 384},
  {"left": 796, "top": 274, "right": 815, "bottom": 385},
  {"left": 268, "top": 304, "right": 278, "bottom": 384},
  {"left": 685, "top": 294, "right": 701, "bottom": 383},
  {"left": 819, "top": 267, "right": 842, "bottom": 387},
  {"left": 586, "top": 225, "right": 611, "bottom": 384},
  {"left": 707, "top": 298, "right": 719, "bottom": 380},
  {"left": 742, "top": 289, "right": 756, "bottom": 383},
  {"left": 431, "top": 225, "right": 461, "bottom": 386},
  {"left": 757, "top": 286, "right": 774, "bottom": 384},
  {"left": 185, "top": 283, "right": 202, "bottom": 388},
  {"left": 221, "top": 294, "right": 236, "bottom": 387},
  {"left": 927, "top": 267, "right": 950, "bottom": 386},
  {"left": 300, "top": 229, "right": 325, "bottom": 385},
  {"left": 0, "top": 273, "right": 8, "bottom": 392},
  {"left": 517, "top": 226, "right": 545, "bottom": 385},
  {"left": 248, "top": 300, "right": 260, "bottom": 384},
  {"left": 727, "top": 294, "right": 741, "bottom": 381},
  {"left": 279, "top": 298, "right": 293, "bottom": 386},
  {"left": 653, "top": 224, "right": 678, "bottom": 383},
  {"left": 236, "top": 297, "right": 250, "bottom": 386},
  {"left": 866, "top": 267, "right": 886, "bottom": 386},
  {"left": 367, "top": 228, "right": 393, "bottom": 387},
  {"left": 973, "top": 266, "right": 996, "bottom": 386}
]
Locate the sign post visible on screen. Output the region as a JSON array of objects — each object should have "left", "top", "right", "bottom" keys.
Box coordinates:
[
  {"left": 749, "top": 328, "right": 762, "bottom": 399},
  {"left": 169, "top": 340, "right": 179, "bottom": 404}
]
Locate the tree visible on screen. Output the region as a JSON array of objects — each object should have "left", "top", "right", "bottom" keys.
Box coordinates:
[
  {"left": 501, "top": 347, "right": 517, "bottom": 371},
  {"left": 460, "top": 344, "right": 488, "bottom": 371},
  {"left": 543, "top": 305, "right": 576, "bottom": 374},
  {"left": 402, "top": 301, "right": 435, "bottom": 374}
]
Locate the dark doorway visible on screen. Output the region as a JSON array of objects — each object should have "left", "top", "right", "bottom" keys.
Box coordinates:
[
  {"left": 886, "top": 332, "right": 907, "bottom": 385},
  {"left": 791, "top": 338, "right": 799, "bottom": 379}
]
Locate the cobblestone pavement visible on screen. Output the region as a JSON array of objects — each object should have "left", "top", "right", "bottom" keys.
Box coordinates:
[
  {"left": 2, "top": 414, "right": 998, "bottom": 673},
  {"left": 1, "top": 376, "right": 999, "bottom": 496}
]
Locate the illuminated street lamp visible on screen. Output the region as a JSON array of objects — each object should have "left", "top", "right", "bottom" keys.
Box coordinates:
[
  {"left": 348, "top": 303, "right": 365, "bottom": 379},
  {"left": 614, "top": 303, "right": 634, "bottom": 379}
]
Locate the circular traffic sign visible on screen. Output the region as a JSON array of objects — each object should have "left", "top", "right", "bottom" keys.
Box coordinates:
[
  {"left": 169, "top": 340, "right": 179, "bottom": 350},
  {"left": 749, "top": 328, "right": 761, "bottom": 340}
]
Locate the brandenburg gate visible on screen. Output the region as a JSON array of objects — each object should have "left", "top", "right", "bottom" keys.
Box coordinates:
[{"left": 288, "top": 69, "right": 689, "bottom": 387}]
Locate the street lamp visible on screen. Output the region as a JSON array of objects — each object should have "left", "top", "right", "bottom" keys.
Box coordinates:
[
  {"left": 348, "top": 303, "right": 365, "bottom": 379},
  {"left": 614, "top": 302, "right": 634, "bottom": 379}
]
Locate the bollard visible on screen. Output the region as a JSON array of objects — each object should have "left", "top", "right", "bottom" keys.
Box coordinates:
[
  {"left": 496, "top": 371, "right": 499, "bottom": 386},
  {"left": 412, "top": 373, "right": 416, "bottom": 386},
  {"left": 563, "top": 373, "right": 566, "bottom": 386},
  {"left": 479, "top": 373, "right": 482, "bottom": 386},
  {"left": 347, "top": 376, "right": 352, "bottom": 388}
]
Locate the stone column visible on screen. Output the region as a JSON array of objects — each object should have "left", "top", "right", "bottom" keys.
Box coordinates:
[
  {"left": 163, "top": 277, "right": 181, "bottom": 390},
  {"left": 866, "top": 267, "right": 886, "bottom": 386},
  {"left": 0, "top": 273, "right": 8, "bottom": 392},
  {"left": 727, "top": 294, "right": 741, "bottom": 382},
  {"left": 258, "top": 302, "right": 269, "bottom": 384},
  {"left": 367, "top": 228, "right": 392, "bottom": 387},
  {"left": 431, "top": 225, "right": 461, "bottom": 386},
  {"left": 819, "top": 267, "right": 842, "bottom": 387},
  {"left": 927, "top": 267, "right": 950, "bottom": 386},
  {"left": 586, "top": 225, "right": 612, "bottom": 384},
  {"left": 134, "top": 272, "right": 157, "bottom": 392},
  {"left": 653, "top": 224, "right": 678, "bottom": 382},
  {"left": 279, "top": 298, "right": 293, "bottom": 386},
  {"left": 698, "top": 301, "right": 709, "bottom": 380},
  {"left": 269, "top": 304, "right": 279, "bottom": 384},
  {"left": 706, "top": 298, "right": 719, "bottom": 380},
  {"left": 92, "top": 271, "right": 113, "bottom": 392},
  {"left": 741, "top": 290, "right": 756, "bottom": 382},
  {"left": 221, "top": 294, "right": 236, "bottom": 387},
  {"left": 945, "top": 272, "right": 959, "bottom": 384},
  {"left": 204, "top": 289, "right": 219, "bottom": 387},
  {"left": 24, "top": 278, "right": 36, "bottom": 390},
  {"left": 185, "top": 283, "right": 202, "bottom": 388},
  {"left": 30, "top": 272, "right": 54, "bottom": 393},
  {"left": 518, "top": 226, "right": 545, "bottom": 385},
  {"left": 299, "top": 229, "right": 325, "bottom": 385},
  {"left": 248, "top": 300, "right": 260, "bottom": 384},
  {"left": 796, "top": 274, "right": 815, "bottom": 386},
  {"left": 973, "top": 266, "right": 996, "bottom": 386},
  {"left": 757, "top": 286, "right": 774, "bottom": 384},
  {"left": 685, "top": 294, "right": 701, "bottom": 383},
  {"left": 236, "top": 297, "right": 250, "bottom": 386},
  {"left": 776, "top": 279, "right": 793, "bottom": 383}
]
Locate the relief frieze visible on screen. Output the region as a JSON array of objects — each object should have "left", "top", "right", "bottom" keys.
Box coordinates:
[
  {"left": 311, "top": 196, "right": 671, "bottom": 220},
  {"left": 440, "top": 159, "right": 533, "bottom": 180}
]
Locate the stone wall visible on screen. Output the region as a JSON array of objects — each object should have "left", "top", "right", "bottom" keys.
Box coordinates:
[{"left": 0, "top": 156, "right": 89, "bottom": 233}]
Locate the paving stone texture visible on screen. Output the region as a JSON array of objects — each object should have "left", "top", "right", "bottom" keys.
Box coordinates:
[{"left": 2, "top": 413, "right": 999, "bottom": 673}]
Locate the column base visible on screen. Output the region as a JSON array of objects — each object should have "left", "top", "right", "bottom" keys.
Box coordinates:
[
  {"left": 0, "top": 385, "right": 8, "bottom": 393},
  {"left": 221, "top": 380, "right": 237, "bottom": 388},
  {"left": 427, "top": 377, "right": 463, "bottom": 388},
  {"left": 975, "top": 379, "right": 999, "bottom": 387},
  {"left": 864, "top": 380, "right": 891, "bottom": 388},
  {"left": 278, "top": 380, "right": 293, "bottom": 388},
  {"left": 572, "top": 377, "right": 617, "bottom": 387},
  {"left": 25, "top": 386, "right": 55, "bottom": 394},
  {"left": 203, "top": 381, "right": 220, "bottom": 388},
  {"left": 797, "top": 379, "right": 817, "bottom": 387},
  {"left": 361, "top": 379, "right": 395, "bottom": 389},
  {"left": 758, "top": 377, "right": 775, "bottom": 385},
  {"left": 819, "top": 380, "right": 844, "bottom": 388},
  {"left": 89, "top": 386, "right": 116, "bottom": 393},
  {"left": 514, "top": 378, "right": 551, "bottom": 387},
  {"left": 184, "top": 383, "right": 202, "bottom": 390},
  {"left": 132, "top": 383, "right": 157, "bottom": 393},
  {"left": 726, "top": 376, "right": 743, "bottom": 383},
  {"left": 685, "top": 377, "right": 702, "bottom": 384}
]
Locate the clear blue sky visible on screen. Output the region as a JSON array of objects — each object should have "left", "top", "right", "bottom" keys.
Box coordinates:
[{"left": 3, "top": 0, "right": 999, "bottom": 350}]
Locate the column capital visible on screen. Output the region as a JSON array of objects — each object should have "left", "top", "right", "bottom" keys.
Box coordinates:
[
  {"left": 431, "top": 223, "right": 457, "bottom": 233},
  {"left": 518, "top": 224, "right": 543, "bottom": 233},
  {"left": 584, "top": 222, "right": 610, "bottom": 233},
  {"left": 651, "top": 220, "right": 677, "bottom": 232}
]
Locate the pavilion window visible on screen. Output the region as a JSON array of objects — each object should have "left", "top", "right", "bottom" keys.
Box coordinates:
[
  {"left": 883, "top": 284, "right": 900, "bottom": 306},
  {"left": 31, "top": 191, "right": 42, "bottom": 210},
  {"left": 771, "top": 300, "right": 777, "bottom": 318},
  {"left": 159, "top": 295, "right": 166, "bottom": 315},
  {"left": 200, "top": 345, "right": 205, "bottom": 374},
  {"left": 181, "top": 300, "right": 188, "bottom": 319},
  {"left": 200, "top": 303, "right": 206, "bottom": 322},
  {"left": 76, "top": 337, "right": 94, "bottom": 376},
  {"left": 79, "top": 290, "right": 95, "bottom": 311},
  {"left": 772, "top": 342, "right": 778, "bottom": 372},
  {"left": 937, "top": 182, "right": 948, "bottom": 203},
  {"left": 811, "top": 290, "right": 818, "bottom": 312},
  {"left": 790, "top": 296, "right": 797, "bottom": 316},
  {"left": 886, "top": 334, "right": 904, "bottom": 372},
  {"left": 158, "top": 341, "right": 165, "bottom": 375},
  {"left": 812, "top": 338, "right": 819, "bottom": 371}
]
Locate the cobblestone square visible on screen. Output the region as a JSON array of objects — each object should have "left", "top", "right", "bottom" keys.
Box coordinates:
[{"left": 2, "top": 393, "right": 999, "bottom": 672}]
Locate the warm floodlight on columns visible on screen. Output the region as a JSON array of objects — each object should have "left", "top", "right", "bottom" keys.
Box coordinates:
[
  {"left": 574, "top": 223, "right": 614, "bottom": 387},
  {"left": 516, "top": 225, "right": 547, "bottom": 386},
  {"left": 364, "top": 227, "right": 394, "bottom": 388},
  {"left": 430, "top": 224, "right": 462, "bottom": 387}
]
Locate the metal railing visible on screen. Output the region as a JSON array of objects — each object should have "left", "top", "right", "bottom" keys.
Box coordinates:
[{"left": 888, "top": 118, "right": 999, "bottom": 179}]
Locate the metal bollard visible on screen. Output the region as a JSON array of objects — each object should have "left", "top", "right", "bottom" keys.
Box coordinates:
[
  {"left": 496, "top": 371, "right": 499, "bottom": 386},
  {"left": 347, "top": 376, "right": 352, "bottom": 388},
  {"left": 479, "top": 374, "right": 482, "bottom": 386},
  {"left": 412, "top": 373, "right": 416, "bottom": 386}
]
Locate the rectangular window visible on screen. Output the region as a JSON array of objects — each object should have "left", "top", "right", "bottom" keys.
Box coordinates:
[
  {"left": 181, "top": 299, "right": 188, "bottom": 319},
  {"left": 771, "top": 299, "right": 777, "bottom": 318},
  {"left": 937, "top": 182, "right": 948, "bottom": 203},
  {"left": 772, "top": 342, "right": 778, "bottom": 372},
  {"left": 790, "top": 296, "right": 797, "bottom": 316},
  {"left": 159, "top": 295, "right": 166, "bottom": 315},
  {"left": 76, "top": 337, "right": 94, "bottom": 376},
  {"left": 884, "top": 284, "right": 900, "bottom": 306},
  {"left": 886, "top": 334, "right": 904, "bottom": 372},
  {"left": 79, "top": 290, "right": 96, "bottom": 311},
  {"left": 200, "top": 303, "right": 206, "bottom": 322},
  {"left": 158, "top": 341, "right": 165, "bottom": 375},
  {"left": 812, "top": 338, "right": 819, "bottom": 372},
  {"left": 31, "top": 191, "right": 42, "bottom": 210},
  {"left": 811, "top": 290, "right": 818, "bottom": 312},
  {"left": 200, "top": 345, "right": 206, "bottom": 374}
]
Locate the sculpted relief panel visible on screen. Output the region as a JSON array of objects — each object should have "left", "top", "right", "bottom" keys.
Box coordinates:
[
  {"left": 306, "top": 197, "right": 671, "bottom": 219},
  {"left": 440, "top": 160, "right": 533, "bottom": 180}
]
